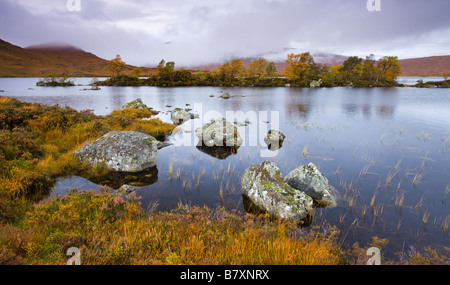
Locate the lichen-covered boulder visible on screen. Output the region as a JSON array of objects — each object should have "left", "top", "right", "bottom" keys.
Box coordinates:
[
  {"left": 195, "top": 117, "right": 243, "bottom": 147},
  {"left": 264, "top": 130, "right": 286, "bottom": 144},
  {"left": 264, "top": 129, "right": 286, "bottom": 150},
  {"left": 310, "top": 79, "right": 322, "bottom": 88},
  {"left": 240, "top": 161, "right": 313, "bottom": 222},
  {"left": 219, "top": 92, "right": 231, "bottom": 99},
  {"left": 74, "top": 131, "right": 158, "bottom": 172},
  {"left": 122, "top": 98, "right": 148, "bottom": 109},
  {"left": 285, "top": 163, "right": 337, "bottom": 207}
]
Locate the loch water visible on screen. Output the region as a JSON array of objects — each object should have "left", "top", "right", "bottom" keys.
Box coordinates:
[{"left": 1, "top": 77, "right": 449, "bottom": 259}]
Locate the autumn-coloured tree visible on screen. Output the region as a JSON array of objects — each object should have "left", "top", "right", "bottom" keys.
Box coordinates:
[
  {"left": 230, "top": 59, "right": 245, "bottom": 78},
  {"left": 131, "top": 67, "right": 142, "bottom": 78},
  {"left": 284, "top": 53, "right": 315, "bottom": 82},
  {"left": 248, "top": 57, "right": 269, "bottom": 78},
  {"left": 156, "top": 59, "right": 166, "bottom": 76},
  {"left": 219, "top": 59, "right": 245, "bottom": 84},
  {"left": 340, "top": 56, "right": 363, "bottom": 80},
  {"left": 266, "top": 62, "right": 277, "bottom": 77},
  {"left": 376, "top": 56, "right": 401, "bottom": 82},
  {"left": 321, "top": 65, "right": 342, "bottom": 85},
  {"left": 443, "top": 72, "right": 450, "bottom": 81},
  {"left": 361, "top": 54, "right": 377, "bottom": 82},
  {"left": 156, "top": 59, "right": 176, "bottom": 81},
  {"left": 107, "top": 54, "right": 126, "bottom": 77}
]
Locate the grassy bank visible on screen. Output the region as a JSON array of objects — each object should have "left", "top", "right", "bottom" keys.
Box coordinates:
[
  {"left": 0, "top": 97, "right": 447, "bottom": 265},
  {"left": 1, "top": 189, "right": 343, "bottom": 265},
  {"left": 0, "top": 96, "right": 174, "bottom": 206}
]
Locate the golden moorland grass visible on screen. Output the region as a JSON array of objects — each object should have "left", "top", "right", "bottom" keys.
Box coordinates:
[
  {"left": 1, "top": 189, "right": 342, "bottom": 265},
  {"left": 0, "top": 97, "right": 174, "bottom": 200}
]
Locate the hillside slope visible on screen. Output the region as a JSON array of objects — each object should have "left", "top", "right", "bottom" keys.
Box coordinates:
[
  {"left": 399, "top": 55, "right": 450, "bottom": 76},
  {"left": 0, "top": 39, "right": 155, "bottom": 77}
]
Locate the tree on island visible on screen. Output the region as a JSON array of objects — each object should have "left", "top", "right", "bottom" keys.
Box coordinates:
[
  {"left": 36, "top": 71, "right": 75, "bottom": 87},
  {"left": 248, "top": 57, "right": 269, "bottom": 78},
  {"left": 361, "top": 54, "right": 377, "bottom": 82},
  {"left": 266, "top": 62, "right": 277, "bottom": 77},
  {"left": 340, "top": 56, "right": 363, "bottom": 81},
  {"left": 376, "top": 56, "right": 401, "bottom": 82},
  {"left": 284, "top": 52, "right": 315, "bottom": 82},
  {"left": 107, "top": 54, "right": 126, "bottom": 77},
  {"left": 131, "top": 67, "right": 142, "bottom": 78},
  {"left": 156, "top": 59, "right": 176, "bottom": 81},
  {"left": 218, "top": 59, "right": 245, "bottom": 84}
]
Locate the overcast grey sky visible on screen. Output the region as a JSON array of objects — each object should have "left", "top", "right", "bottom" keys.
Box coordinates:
[{"left": 1, "top": 0, "right": 449, "bottom": 67}]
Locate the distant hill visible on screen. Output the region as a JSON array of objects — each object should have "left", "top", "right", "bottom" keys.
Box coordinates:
[
  {"left": 398, "top": 55, "right": 450, "bottom": 76},
  {"left": 0, "top": 39, "right": 155, "bottom": 77}
]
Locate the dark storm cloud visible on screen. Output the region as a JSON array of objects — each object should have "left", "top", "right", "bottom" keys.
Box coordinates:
[{"left": 1, "top": 0, "right": 449, "bottom": 66}]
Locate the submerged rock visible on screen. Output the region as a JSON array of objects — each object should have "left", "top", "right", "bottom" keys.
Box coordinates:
[
  {"left": 240, "top": 161, "right": 313, "bottom": 222},
  {"left": 195, "top": 117, "right": 243, "bottom": 147},
  {"left": 156, "top": 141, "right": 172, "bottom": 150},
  {"left": 122, "top": 98, "right": 148, "bottom": 109},
  {"left": 74, "top": 131, "right": 158, "bottom": 173},
  {"left": 219, "top": 92, "right": 231, "bottom": 99},
  {"left": 118, "top": 184, "right": 140, "bottom": 195},
  {"left": 285, "top": 163, "right": 337, "bottom": 207}
]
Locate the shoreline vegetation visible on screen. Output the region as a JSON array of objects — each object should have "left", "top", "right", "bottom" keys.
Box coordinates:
[
  {"left": 99, "top": 53, "right": 405, "bottom": 88},
  {"left": 96, "top": 54, "right": 447, "bottom": 88},
  {"left": 34, "top": 53, "right": 450, "bottom": 88},
  {"left": 0, "top": 97, "right": 448, "bottom": 265}
]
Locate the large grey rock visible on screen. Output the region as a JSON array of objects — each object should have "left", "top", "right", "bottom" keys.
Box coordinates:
[
  {"left": 240, "top": 161, "right": 313, "bottom": 222},
  {"left": 310, "top": 79, "right": 322, "bottom": 88},
  {"left": 74, "top": 131, "right": 158, "bottom": 172},
  {"left": 171, "top": 108, "right": 191, "bottom": 125},
  {"left": 195, "top": 117, "right": 243, "bottom": 147},
  {"left": 285, "top": 163, "right": 337, "bottom": 207}
]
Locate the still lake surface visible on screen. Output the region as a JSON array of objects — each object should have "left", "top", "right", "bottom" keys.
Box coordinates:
[{"left": 1, "top": 77, "right": 449, "bottom": 259}]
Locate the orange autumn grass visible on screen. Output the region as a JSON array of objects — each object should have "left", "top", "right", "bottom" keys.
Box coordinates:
[{"left": 1, "top": 190, "right": 341, "bottom": 265}]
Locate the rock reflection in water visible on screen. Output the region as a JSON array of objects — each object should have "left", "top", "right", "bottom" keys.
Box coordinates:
[
  {"left": 196, "top": 144, "right": 239, "bottom": 160},
  {"left": 264, "top": 139, "right": 284, "bottom": 151},
  {"left": 87, "top": 166, "right": 159, "bottom": 189}
]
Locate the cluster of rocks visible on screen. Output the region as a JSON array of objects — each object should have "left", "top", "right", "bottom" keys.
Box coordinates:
[
  {"left": 241, "top": 161, "right": 337, "bottom": 223},
  {"left": 74, "top": 98, "right": 338, "bottom": 222},
  {"left": 170, "top": 108, "right": 199, "bottom": 125}
]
